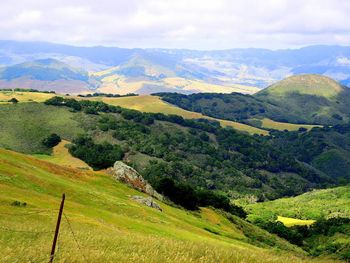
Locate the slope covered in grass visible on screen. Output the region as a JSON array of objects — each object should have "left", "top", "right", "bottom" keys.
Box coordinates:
[
  {"left": 0, "top": 148, "right": 326, "bottom": 263},
  {"left": 0, "top": 103, "right": 83, "bottom": 154},
  {"left": 258, "top": 74, "right": 344, "bottom": 98},
  {"left": 33, "top": 140, "right": 91, "bottom": 170},
  {"left": 245, "top": 186, "right": 350, "bottom": 222}
]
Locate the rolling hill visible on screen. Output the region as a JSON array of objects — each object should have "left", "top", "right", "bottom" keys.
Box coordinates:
[
  {"left": 1, "top": 148, "right": 320, "bottom": 262},
  {"left": 158, "top": 74, "right": 350, "bottom": 126},
  {"left": 1, "top": 40, "right": 350, "bottom": 94}
]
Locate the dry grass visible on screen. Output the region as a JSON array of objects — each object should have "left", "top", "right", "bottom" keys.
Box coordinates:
[
  {"left": 0, "top": 91, "right": 55, "bottom": 104},
  {"left": 277, "top": 216, "right": 316, "bottom": 227},
  {"left": 258, "top": 118, "right": 322, "bottom": 131},
  {"left": 33, "top": 140, "right": 91, "bottom": 170}
]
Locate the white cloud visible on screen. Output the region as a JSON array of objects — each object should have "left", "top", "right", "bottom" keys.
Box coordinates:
[{"left": 0, "top": 0, "right": 349, "bottom": 49}]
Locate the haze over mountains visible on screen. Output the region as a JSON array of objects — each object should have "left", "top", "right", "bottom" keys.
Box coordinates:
[{"left": 1, "top": 40, "right": 350, "bottom": 94}]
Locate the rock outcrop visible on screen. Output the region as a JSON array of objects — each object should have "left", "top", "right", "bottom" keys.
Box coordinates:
[
  {"left": 110, "top": 161, "right": 163, "bottom": 201},
  {"left": 131, "top": 196, "right": 162, "bottom": 211}
]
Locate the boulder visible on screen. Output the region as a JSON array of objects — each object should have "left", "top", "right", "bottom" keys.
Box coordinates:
[
  {"left": 110, "top": 161, "right": 163, "bottom": 201},
  {"left": 131, "top": 196, "right": 162, "bottom": 211}
]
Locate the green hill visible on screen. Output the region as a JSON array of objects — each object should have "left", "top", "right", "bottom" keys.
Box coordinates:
[
  {"left": 258, "top": 74, "right": 344, "bottom": 98},
  {"left": 0, "top": 148, "right": 320, "bottom": 263}
]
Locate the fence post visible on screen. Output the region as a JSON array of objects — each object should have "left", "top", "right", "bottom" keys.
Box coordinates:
[{"left": 49, "top": 193, "right": 65, "bottom": 263}]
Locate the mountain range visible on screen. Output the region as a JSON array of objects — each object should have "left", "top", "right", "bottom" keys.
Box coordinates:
[{"left": 1, "top": 40, "right": 350, "bottom": 94}]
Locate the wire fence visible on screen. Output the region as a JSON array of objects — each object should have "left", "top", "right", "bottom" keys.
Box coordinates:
[{"left": 0, "top": 201, "right": 89, "bottom": 262}]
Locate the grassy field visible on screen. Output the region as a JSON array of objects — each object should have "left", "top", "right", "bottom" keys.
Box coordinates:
[
  {"left": 33, "top": 140, "right": 91, "bottom": 170},
  {"left": 0, "top": 148, "right": 334, "bottom": 263},
  {"left": 250, "top": 118, "right": 322, "bottom": 131},
  {"left": 0, "top": 90, "right": 55, "bottom": 104},
  {"left": 0, "top": 103, "right": 83, "bottom": 154},
  {"left": 245, "top": 186, "right": 350, "bottom": 222},
  {"left": 85, "top": 95, "right": 269, "bottom": 135},
  {"left": 276, "top": 216, "right": 316, "bottom": 227}
]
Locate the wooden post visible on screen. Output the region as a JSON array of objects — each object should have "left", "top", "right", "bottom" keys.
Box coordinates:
[{"left": 49, "top": 193, "right": 65, "bottom": 263}]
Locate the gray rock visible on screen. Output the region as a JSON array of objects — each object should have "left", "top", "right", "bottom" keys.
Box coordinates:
[
  {"left": 132, "top": 196, "right": 162, "bottom": 211},
  {"left": 110, "top": 161, "right": 163, "bottom": 201}
]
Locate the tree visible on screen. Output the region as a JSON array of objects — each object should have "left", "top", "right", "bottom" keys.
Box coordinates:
[
  {"left": 8, "top": 98, "right": 18, "bottom": 104},
  {"left": 42, "top": 134, "right": 61, "bottom": 148}
]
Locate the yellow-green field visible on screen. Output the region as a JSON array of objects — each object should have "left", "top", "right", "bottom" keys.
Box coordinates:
[
  {"left": 276, "top": 216, "right": 316, "bottom": 227},
  {"left": 86, "top": 95, "right": 269, "bottom": 135},
  {"left": 254, "top": 118, "right": 322, "bottom": 131},
  {"left": 33, "top": 140, "right": 91, "bottom": 170},
  {"left": 0, "top": 148, "right": 333, "bottom": 262},
  {"left": 0, "top": 90, "right": 55, "bottom": 104}
]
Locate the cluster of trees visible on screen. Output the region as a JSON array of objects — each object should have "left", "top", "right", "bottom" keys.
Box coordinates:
[
  {"left": 69, "top": 136, "right": 124, "bottom": 170},
  {"left": 270, "top": 124, "right": 350, "bottom": 183},
  {"left": 156, "top": 92, "right": 277, "bottom": 121},
  {"left": 0, "top": 88, "right": 55, "bottom": 93},
  {"left": 77, "top": 93, "right": 138, "bottom": 98},
  {"left": 152, "top": 177, "right": 246, "bottom": 218},
  {"left": 256, "top": 217, "right": 350, "bottom": 260}
]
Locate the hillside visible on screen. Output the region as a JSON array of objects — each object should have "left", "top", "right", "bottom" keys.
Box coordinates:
[
  {"left": 0, "top": 59, "right": 95, "bottom": 93},
  {"left": 245, "top": 186, "right": 350, "bottom": 221},
  {"left": 158, "top": 74, "right": 350, "bottom": 126},
  {"left": 244, "top": 186, "right": 350, "bottom": 260},
  {"left": 1, "top": 148, "right": 322, "bottom": 262},
  {"left": 0, "top": 99, "right": 334, "bottom": 199},
  {"left": 84, "top": 95, "right": 268, "bottom": 135},
  {"left": 258, "top": 74, "right": 344, "bottom": 98}
]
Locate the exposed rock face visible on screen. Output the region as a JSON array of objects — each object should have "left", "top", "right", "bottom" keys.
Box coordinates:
[
  {"left": 132, "top": 196, "right": 162, "bottom": 211},
  {"left": 110, "top": 161, "right": 163, "bottom": 201}
]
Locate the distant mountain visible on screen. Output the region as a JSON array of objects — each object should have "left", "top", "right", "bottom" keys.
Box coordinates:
[
  {"left": 158, "top": 74, "right": 350, "bottom": 125},
  {"left": 0, "top": 58, "right": 98, "bottom": 93},
  {"left": 1, "top": 40, "right": 350, "bottom": 94}
]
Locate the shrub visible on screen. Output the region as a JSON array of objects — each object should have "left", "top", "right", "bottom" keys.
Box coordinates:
[{"left": 42, "top": 133, "right": 61, "bottom": 148}]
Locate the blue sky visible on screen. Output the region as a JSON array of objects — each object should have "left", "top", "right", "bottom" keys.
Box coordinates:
[{"left": 0, "top": 0, "right": 350, "bottom": 49}]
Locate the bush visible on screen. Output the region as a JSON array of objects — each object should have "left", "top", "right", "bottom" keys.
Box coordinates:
[{"left": 42, "top": 133, "right": 61, "bottom": 148}]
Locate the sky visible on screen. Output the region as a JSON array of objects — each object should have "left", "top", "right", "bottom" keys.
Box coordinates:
[{"left": 0, "top": 0, "right": 350, "bottom": 50}]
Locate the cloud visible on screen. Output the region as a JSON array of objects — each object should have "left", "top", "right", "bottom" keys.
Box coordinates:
[{"left": 0, "top": 0, "right": 349, "bottom": 49}]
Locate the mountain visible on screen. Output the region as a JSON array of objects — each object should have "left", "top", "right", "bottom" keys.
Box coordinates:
[
  {"left": 1, "top": 40, "right": 350, "bottom": 94},
  {"left": 0, "top": 58, "right": 96, "bottom": 93},
  {"left": 158, "top": 74, "right": 350, "bottom": 125}
]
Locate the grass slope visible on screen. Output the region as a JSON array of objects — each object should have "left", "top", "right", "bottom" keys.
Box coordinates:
[
  {"left": 33, "top": 140, "right": 91, "bottom": 170},
  {"left": 0, "top": 103, "right": 83, "bottom": 154},
  {"left": 0, "top": 90, "right": 55, "bottom": 104},
  {"left": 250, "top": 118, "right": 322, "bottom": 131},
  {"left": 245, "top": 186, "right": 350, "bottom": 222},
  {"left": 85, "top": 95, "right": 268, "bottom": 135},
  {"left": 258, "top": 74, "right": 344, "bottom": 98},
  {"left": 0, "top": 148, "right": 326, "bottom": 263}
]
